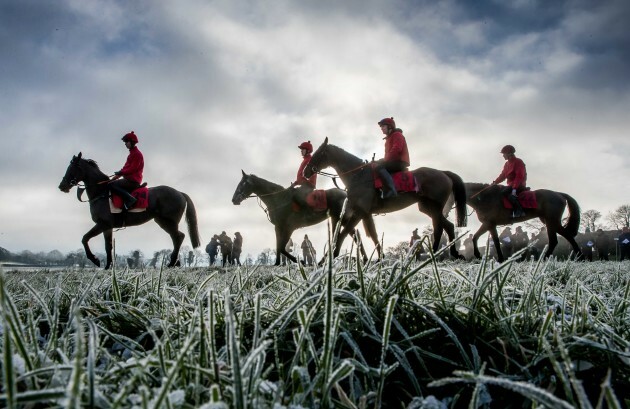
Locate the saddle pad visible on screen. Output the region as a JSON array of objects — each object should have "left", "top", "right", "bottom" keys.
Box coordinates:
[
  {"left": 374, "top": 170, "right": 418, "bottom": 193},
  {"left": 502, "top": 190, "right": 537, "bottom": 209},
  {"left": 306, "top": 189, "right": 327, "bottom": 211},
  {"left": 111, "top": 186, "right": 149, "bottom": 212}
]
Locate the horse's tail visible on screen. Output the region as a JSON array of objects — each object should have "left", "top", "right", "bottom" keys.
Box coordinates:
[
  {"left": 444, "top": 171, "right": 467, "bottom": 227},
  {"left": 182, "top": 192, "right": 201, "bottom": 248},
  {"left": 561, "top": 193, "right": 581, "bottom": 237}
]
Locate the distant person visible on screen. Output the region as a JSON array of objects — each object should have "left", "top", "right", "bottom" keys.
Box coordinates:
[
  {"left": 301, "top": 234, "right": 315, "bottom": 266},
  {"left": 292, "top": 141, "right": 317, "bottom": 209},
  {"left": 463, "top": 234, "right": 474, "bottom": 261},
  {"left": 595, "top": 228, "right": 611, "bottom": 261},
  {"left": 109, "top": 131, "right": 144, "bottom": 210},
  {"left": 187, "top": 250, "right": 195, "bottom": 267},
  {"left": 579, "top": 228, "right": 594, "bottom": 262},
  {"left": 531, "top": 227, "right": 548, "bottom": 260},
  {"left": 491, "top": 145, "right": 526, "bottom": 218},
  {"left": 281, "top": 238, "right": 294, "bottom": 266},
  {"left": 409, "top": 228, "right": 423, "bottom": 261},
  {"left": 218, "top": 231, "right": 233, "bottom": 266},
  {"left": 233, "top": 232, "right": 243, "bottom": 266},
  {"left": 513, "top": 226, "right": 529, "bottom": 260},
  {"left": 499, "top": 227, "right": 514, "bottom": 258},
  {"left": 618, "top": 227, "right": 630, "bottom": 261},
  {"left": 376, "top": 117, "right": 410, "bottom": 198},
  {"left": 205, "top": 235, "right": 219, "bottom": 266}
]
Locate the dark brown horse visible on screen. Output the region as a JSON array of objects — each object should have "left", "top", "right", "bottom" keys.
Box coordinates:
[
  {"left": 464, "top": 183, "right": 582, "bottom": 262},
  {"left": 58, "top": 153, "right": 201, "bottom": 269},
  {"left": 232, "top": 171, "right": 373, "bottom": 265},
  {"left": 303, "top": 138, "right": 468, "bottom": 258}
]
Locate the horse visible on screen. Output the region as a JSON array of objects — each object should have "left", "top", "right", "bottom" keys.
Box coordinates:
[
  {"left": 464, "top": 183, "right": 582, "bottom": 262},
  {"left": 58, "top": 152, "right": 201, "bottom": 269},
  {"left": 303, "top": 137, "right": 468, "bottom": 259},
  {"left": 232, "top": 170, "right": 373, "bottom": 265}
]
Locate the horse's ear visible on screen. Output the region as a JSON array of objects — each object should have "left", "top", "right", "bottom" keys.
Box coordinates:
[
  {"left": 241, "top": 169, "right": 246, "bottom": 176},
  {"left": 324, "top": 136, "right": 328, "bottom": 145},
  {"left": 77, "top": 152, "right": 82, "bottom": 159}
]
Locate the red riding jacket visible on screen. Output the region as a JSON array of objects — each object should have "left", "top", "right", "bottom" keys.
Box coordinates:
[
  {"left": 295, "top": 154, "right": 317, "bottom": 188},
  {"left": 384, "top": 130, "right": 410, "bottom": 166},
  {"left": 119, "top": 146, "right": 144, "bottom": 184},
  {"left": 494, "top": 156, "right": 526, "bottom": 189}
]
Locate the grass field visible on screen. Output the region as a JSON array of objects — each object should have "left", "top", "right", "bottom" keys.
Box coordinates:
[{"left": 1, "top": 242, "right": 629, "bottom": 408}]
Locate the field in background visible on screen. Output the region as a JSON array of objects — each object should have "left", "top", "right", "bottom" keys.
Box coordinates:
[{"left": 1, "top": 247, "right": 629, "bottom": 408}]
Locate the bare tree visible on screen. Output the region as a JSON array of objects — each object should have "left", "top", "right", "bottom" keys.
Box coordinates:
[
  {"left": 581, "top": 209, "right": 601, "bottom": 232},
  {"left": 607, "top": 204, "right": 630, "bottom": 230}
]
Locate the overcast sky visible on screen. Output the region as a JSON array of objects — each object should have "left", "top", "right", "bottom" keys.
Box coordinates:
[{"left": 1, "top": 0, "right": 629, "bottom": 262}]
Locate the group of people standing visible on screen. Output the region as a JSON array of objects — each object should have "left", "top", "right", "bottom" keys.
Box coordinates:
[
  {"left": 205, "top": 231, "right": 243, "bottom": 267},
  {"left": 281, "top": 235, "right": 316, "bottom": 266}
]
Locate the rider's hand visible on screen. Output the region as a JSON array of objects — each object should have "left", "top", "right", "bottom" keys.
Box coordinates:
[{"left": 511, "top": 189, "right": 517, "bottom": 196}]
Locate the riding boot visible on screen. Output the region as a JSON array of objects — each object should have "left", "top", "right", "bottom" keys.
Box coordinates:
[
  {"left": 117, "top": 190, "right": 137, "bottom": 210},
  {"left": 377, "top": 168, "right": 397, "bottom": 199},
  {"left": 509, "top": 195, "right": 525, "bottom": 218}
]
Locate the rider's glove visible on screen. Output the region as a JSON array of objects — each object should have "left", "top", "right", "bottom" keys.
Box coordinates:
[{"left": 511, "top": 189, "right": 517, "bottom": 196}]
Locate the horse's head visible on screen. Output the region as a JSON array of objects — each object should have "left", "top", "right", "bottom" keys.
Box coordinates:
[
  {"left": 304, "top": 137, "right": 330, "bottom": 178},
  {"left": 58, "top": 152, "right": 84, "bottom": 193},
  {"left": 232, "top": 170, "right": 254, "bottom": 205}
]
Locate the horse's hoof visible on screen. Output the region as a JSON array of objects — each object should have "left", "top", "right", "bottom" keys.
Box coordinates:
[{"left": 92, "top": 259, "right": 101, "bottom": 267}]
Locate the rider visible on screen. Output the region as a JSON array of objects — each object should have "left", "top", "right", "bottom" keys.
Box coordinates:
[
  {"left": 492, "top": 144, "right": 526, "bottom": 218},
  {"left": 291, "top": 141, "right": 317, "bottom": 209},
  {"left": 109, "top": 131, "right": 144, "bottom": 210},
  {"left": 376, "top": 117, "right": 410, "bottom": 198}
]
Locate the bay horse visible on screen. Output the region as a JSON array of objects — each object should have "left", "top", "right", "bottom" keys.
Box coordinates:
[
  {"left": 58, "top": 153, "right": 201, "bottom": 269},
  {"left": 464, "top": 183, "right": 582, "bottom": 262},
  {"left": 231, "top": 171, "right": 373, "bottom": 265},
  {"left": 303, "top": 137, "right": 468, "bottom": 259}
]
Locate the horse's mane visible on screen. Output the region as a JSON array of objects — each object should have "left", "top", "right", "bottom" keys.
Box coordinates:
[
  {"left": 250, "top": 174, "right": 285, "bottom": 192},
  {"left": 326, "top": 144, "right": 365, "bottom": 166},
  {"left": 83, "top": 158, "right": 99, "bottom": 169}
]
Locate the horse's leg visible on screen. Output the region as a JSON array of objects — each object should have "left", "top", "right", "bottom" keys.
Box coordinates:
[
  {"left": 472, "top": 225, "right": 490, "bottom": 259},
  {"left": 545, "top": 226, "right": 559, "bottom": 259},
  {"left": 488, "top": 227, "right": 504, "bottom": 262},
  {"left": 440, "top": 214, "right": 462, "bottom": 259},
  {"left": 428, "top": 204, "right": 444, "bottom": 254},
  {"left": 334, "top": 214, "right": 362, "bottom": 258},
  {"left": 154, "top": 217, "right": 185, "bottom": 267},
  {"left": 275, "top": 226, "right": 297, "bottom": 265},
  {"left": 82, "top": 224, "right": 106, "bottom": 268},
  {"left": 360, "top": 215, "right": 381, "bottom": 260},
  {"left": 557, "top": 227, "right": 583, "bottom": 260},
  {"left": 103, "top": 229, "right": 113, "bottom": 269}
]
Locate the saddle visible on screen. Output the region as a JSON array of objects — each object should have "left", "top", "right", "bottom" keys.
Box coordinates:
[
  {"left": 502, "top": 189, "right": 537, "bottom": 209},
  {"left": 292, "top": 189, "right": 327, "bottom": 212},
  {"left": 110, "top": 185, "right": 149, "bottom": 213},
  {"left": 372, "top": 165, "right": 418, "bottom": 193}
]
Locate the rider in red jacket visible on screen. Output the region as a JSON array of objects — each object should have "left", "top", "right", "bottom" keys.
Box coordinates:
[
  {"left": 110, "top": 131, "right": 144, "bottom": 210},
  {"left": 292, "top": 141, "right": 317, "bottom": 210},
  {"left": 376, "top": 117, "right": 410, "bottom": 198},
  {"left": 492, "top": 144, "right": 526, "bottom": 218}
]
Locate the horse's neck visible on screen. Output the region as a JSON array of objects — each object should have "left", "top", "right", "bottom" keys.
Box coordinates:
[
  {"left": 328, "top": 145, "right": 365, "bottom": 179},
  {"left": 83, "top": 162, "right": 109, "bottom": 197},
  {"left": 252, "top": 177, "right": 288, "bottom": 206}
]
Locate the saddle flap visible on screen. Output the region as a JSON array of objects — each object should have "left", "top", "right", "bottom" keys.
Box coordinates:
[
  {"left": 306, "top": 189, "right": 327, "bottom": 211},
  {"left": 111, "top": 186, "right": 149, "bottom": 210},
  {"left": 372, "top": 166, "right": 418, "bottom": 193},
  {"left": 502, "top": 190, "right": 537, "bottom": 209}
]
